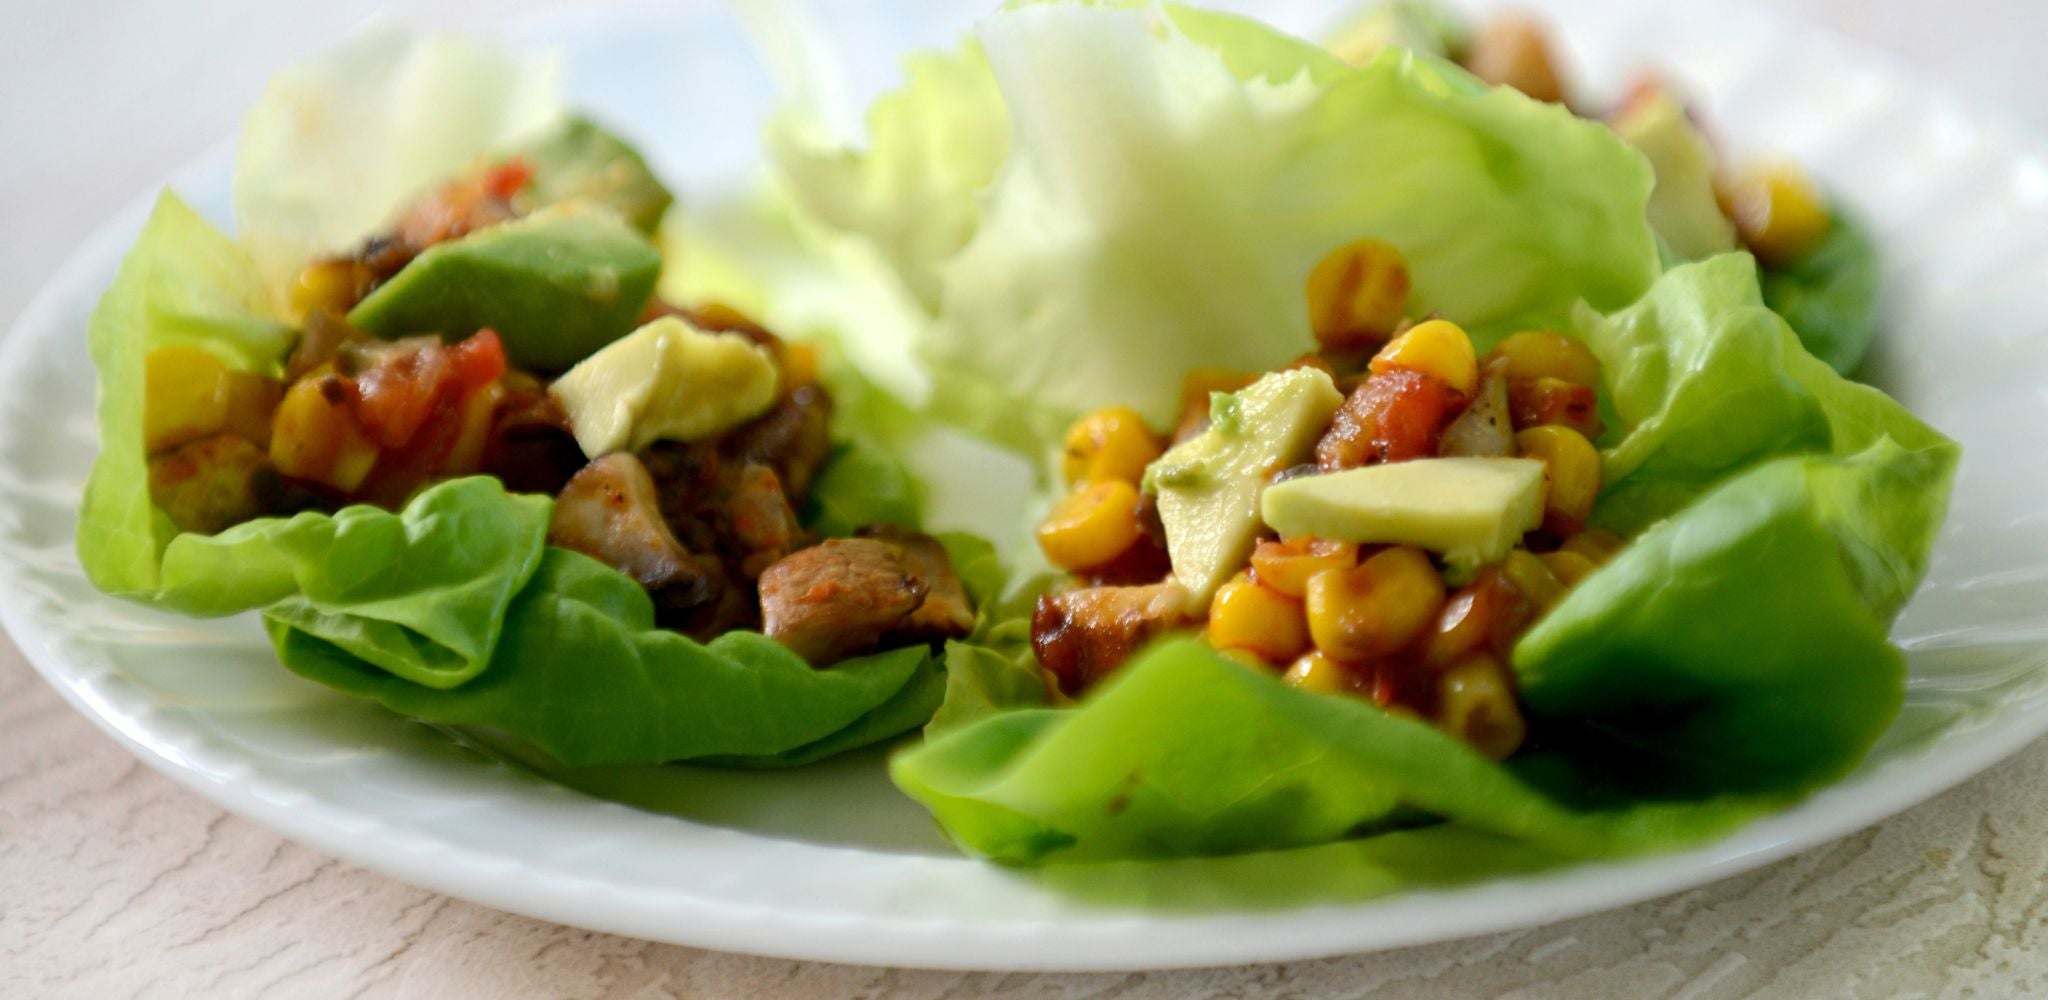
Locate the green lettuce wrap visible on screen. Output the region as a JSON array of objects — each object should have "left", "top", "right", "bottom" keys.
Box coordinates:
[
  {"left": 771, "top": 1, "right": 1661, "bottom": 448},
  {"left": 891, "top": 255, "right": 1957, "bottom": 864},
  {"left": 74, "top": 30, "right": 980, "bottom": 767}
]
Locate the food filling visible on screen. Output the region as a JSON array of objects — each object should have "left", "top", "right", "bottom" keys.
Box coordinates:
[
  {"left": 1032, "top": 240, "right": 1624, "bottom": 760},
  {"left": 141, "top": 155, "right": 972, "bottom": 665}
]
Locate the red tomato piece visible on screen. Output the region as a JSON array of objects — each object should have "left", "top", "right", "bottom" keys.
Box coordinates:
[
  {"left": 1314, "top": 368, "right": 1460, "bottom": 470},
  {"left": 483, "top": 159, "right": 534, "bottom": 200}
]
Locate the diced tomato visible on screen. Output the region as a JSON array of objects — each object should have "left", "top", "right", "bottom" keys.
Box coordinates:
[
  {"left": 1314, "top": 368, "right": 1459, "bottom": 470},
  {"left": 482, "top": 159, "right": 534, "bottom": 200},
  {"left": 449, "top": 329, "right": 508, "bottom": 393},
  {"left": 352, "top": 341, "right": 453, "bottom": 449}
]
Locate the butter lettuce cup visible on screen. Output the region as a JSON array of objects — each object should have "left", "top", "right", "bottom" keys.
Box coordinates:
[
  {"left": 77, "top": 26, "right": 1007, "bottom": 770},
  {"left": 762, "top": 1, "right": 1957, "bottom": 876}
]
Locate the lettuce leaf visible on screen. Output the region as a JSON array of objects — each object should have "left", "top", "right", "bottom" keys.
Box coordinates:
[
  {"left": 892, "top": 255, "right": 1957, "bottom": 865},
  {"left": 233, "top": 22, "right": 562, "bottom": 311},
  {"left": 774, "top": 3, "right": 1660, "bottom": 444},
  {"left": 161, "top": 477, "right": 550, "bottom": 687},
  {"left": 274, "top": 547, "right": 939, "bottom": 766},
  {"left": 769, "top": 37, "right": 1007, "bottom": 309},
  {"left": 77, "top": 193, "right": 294, "bottom": 597},
  {"left": 802, "top": 438, "right": 923, "bottom": 538},
  {"left": 1760, "top": 212, "right": 1881, "bottom": 375}
]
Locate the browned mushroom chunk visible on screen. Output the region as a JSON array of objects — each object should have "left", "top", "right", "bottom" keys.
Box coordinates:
[
  {"left": 1462, "top": 14, "right": 1568, "bottom": 105},
  {"left": 549, "top": 452, "right": 727, "bottom": 621},
  {"left": 148, "top": 433, "right": 277, "bottom": 535},
  {"left": 861, "top": 526, "right": 977, "bottom": 642},
  {"left": 725, "top": 383, "right": 834, "bottom": 501},
  {"left": 758, "top": 538, "right": 928, "bottom": 665},
  {"left": 1031, "top": 582, "right": 1199, "bottom": 693}
]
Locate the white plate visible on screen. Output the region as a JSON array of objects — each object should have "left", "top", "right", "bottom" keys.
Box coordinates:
[{"left": 5, "top": 0, "right": 2048, "bottom": 972}]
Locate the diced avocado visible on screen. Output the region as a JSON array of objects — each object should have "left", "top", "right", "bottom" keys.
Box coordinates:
[
  {"left": 549, "top": 315, "right": 780, "bottom": 458},
  {"left": 1144, "top": 368, "right": 1344, "bottom": 607},
  {"left": 1261, "top": 457, "right": 1545, "bottom": 576},
  {"left": 1613, "top": 91, "right": 1738, "bottom": 262},
  {"left": 1327, "top": 0, "right": 1467, "bottom": 64},
  {"left": 512, "top": 116, "right": 674, "bottom": 236},
  {"left": 348, "top": 204, "right": 661, "bottom": 373}
]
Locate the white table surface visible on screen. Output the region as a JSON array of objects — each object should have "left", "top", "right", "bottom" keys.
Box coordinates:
[{"left": 5, "top": 2, "right": 2046, "bottom": 997}]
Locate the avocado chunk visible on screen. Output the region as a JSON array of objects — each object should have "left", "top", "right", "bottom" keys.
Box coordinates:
[
  {"left": 549, "top": 315, "right": 780, "bottom": 458},
  {"left": 347, "top": 204, "right": 661, "bottom": 372},
  {"left": 1144, "top": 368, "right": 1345, "bottom": 608},
  {"left": 1613, "top": 91, "right": 1738, "bottom": 262},
  {"left": 513, "top": 116, "right": 673, "bottom": 236},
  {"left": 1261, "top": 457, "right": 1545, "bottom": 576}
]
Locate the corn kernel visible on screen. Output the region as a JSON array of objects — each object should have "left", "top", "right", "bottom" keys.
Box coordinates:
[
  {"left": 270, "top": 374, "right": 380, "bottom": 494},
  {"left": 1250, "top": 536, "right": 1358, "bottom": 599},
  {"left": 779, "top": 342, "right": 820, "bottom": 389},
  {"left": 445, "top": 382, "right": 507, "bottom": 475},
  {"left": 1036, "top": 479, "right": 1143, "bottom": 571},
  {"left": 1370, "top": 319, "right": 1477, "bottom": 396},
  {"left": 290, "top": 259, "right": 357, "bottom": 319},
  {"left": 1419, "top": 568, "right": 1525, "bottom": 669},
  {"left": 1507, "top": 377, "right": 1603, "bottom": 439},
  {"left": 1305, "top": 546, "right": 1446, "bottom": 661},
  {"left": 1209, "top": 572, "right": 1311, "bottom": 664},
  {"left": 1435, "top": 654, "right": 1527, "bottom": 760},
  {"left": 1061, "top": 406, "right": 1164, "bottom": 487},
  {"left": 1723, "top": 160, "right": 1832, "bottom": 267},
  {"left": 1500, "top": 549, "right": 1565, "bottom": 611},
  {"left": 1560, "top": 527, "right": 1626, "bottom": 564},
  {"left": 1516, "top": 425, "right": 1601, "bottom": 533},
  {"left": 1306, "top": 238, "right": 1411, "bottom": 353},
  {"left": 144, "top": 346, "right": 231, "bottom": 454},
  {"left": 1539, "top": 549, "right": 1599, "bottom": 587},
  {"left": 1494, "top": 330, "right": 1601, "bottom": 388},
  {"left": 1282, "top": 651, "right": 1358, "bottom": 696},
  {"left": 222, "top": 373, "right": 283, "bottom": 449}
]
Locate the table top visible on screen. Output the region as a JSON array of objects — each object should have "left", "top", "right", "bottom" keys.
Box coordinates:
[{"left": 5, "top": 2, "right": 2045, "bottom": 996}]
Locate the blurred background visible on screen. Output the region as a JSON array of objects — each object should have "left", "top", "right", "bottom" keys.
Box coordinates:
[{"left": 3, "top": 0, "right": 2045, "bottom": 334}]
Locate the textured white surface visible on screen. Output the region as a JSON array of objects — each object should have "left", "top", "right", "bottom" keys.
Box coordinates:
[{"left": 6, "top": 0, "right": 2048, "bottom": 996}]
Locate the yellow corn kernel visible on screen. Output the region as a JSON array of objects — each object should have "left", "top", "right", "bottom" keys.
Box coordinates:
[
  {"left": 1035, "top": 479, "right": 1143, "bottom": 571},
  {"left": 1539, "top": 549, "right": 1599, "bottom": 587},
  {"left": 1560, "top": 527, "right": 1626, "bottom": 564},
  {"left": 1370, "top": 319, "right": 1477, "bottom": 396},
  {"left": 1494, "top": 330, "right": 1601, "bottom": 388},
  {"left": 144, "top": 346, "right": 233, "bottom": 454},
  {"left": 779, "top": 341, "right": 820, "bottom": 389},
  {"left": 1500, "top": 549, "right": 1565, "bottom": 611},
  {"left": 289, "top": 259, "right": 357, "bottom": 319},
  {"left": 1249, "top": 536, "right": 1358, "bottom": 599},
  {"left": 1435, "top": 654, "right": 1527, "bottom": 760},
  {"left": 1723, "top": 160, "right": 1832, "bottom": 267},
  {"left": 1516, "top": 424, "right": 1601, "bottom": 533},
  {"left": 270, "top": 374, "right": 379, "bottom": 494},
  {"left": 1306, "top": 238, "right": 1411, "bottom": 352},
  {"left": 1060, "top": 406, "right": 1164, "bottom": 487},
  {"left": 1282, "top": 651, "right": 1357, "bottom": 696},
  {"left": 445, "top": 382, "right": 507, "bottom": 475},
  {"left": 222, "top": 373, "right": 284, "bottom": 449},
  {"left": 1305, "top": 546, "right": 1447, "bottom": 661},
  {"left": 1209, "top": 572, "right": 1312, "bottom": 664}
]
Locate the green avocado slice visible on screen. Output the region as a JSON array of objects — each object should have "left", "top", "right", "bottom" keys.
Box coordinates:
[
  {"left": 512, "top": 115, "right": 673, "bottom": 236},
  {"left": 346, "top": 204, "right": 661, "bottom": 372}
]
